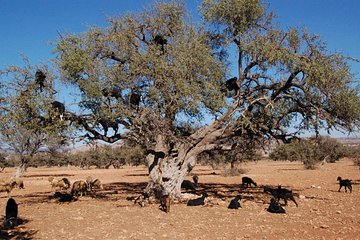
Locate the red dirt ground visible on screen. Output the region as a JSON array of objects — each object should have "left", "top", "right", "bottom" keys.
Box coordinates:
[{"left": 0, "top": 158, "right": 359, "bottom": 240}]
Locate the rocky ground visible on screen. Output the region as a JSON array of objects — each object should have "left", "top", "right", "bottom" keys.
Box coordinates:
[{"left": 0, "top": 158, "right": 359, "bottom": 240}]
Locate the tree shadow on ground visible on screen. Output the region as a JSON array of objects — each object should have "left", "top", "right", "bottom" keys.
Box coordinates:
[
  {"left": 0, "top": 217, "right": 37, "bottom": 240},
  {"left": 16, "top": 192, "right": 56, "bottom": 205},
  {"left": 197, "top": 183, "right": 305, "bottom": 204},
  {"left": 124, "top": 173, "right": 149, "bottom": 177},
  {"left": 23, "top": 174, "right": 74, "bottom": 178},
  {"left": 199, "top": 183, "right": 268, "bottom": 202},
  {"left": 10, "top": 181, "right": 305, "bottom": 207},
  {"left": 190, "top": 171, "right": 220, "bottom": 176},
  {"left": 87, "top": 182, "right": 148, "bottom": 202},
  {"left": 104, "top": 181, "right": 147, "bottom": 194}
]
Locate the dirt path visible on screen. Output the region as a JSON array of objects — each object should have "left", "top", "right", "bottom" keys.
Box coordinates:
[{"left": 0, "top": 158, "right": 359, "bottom": 239}]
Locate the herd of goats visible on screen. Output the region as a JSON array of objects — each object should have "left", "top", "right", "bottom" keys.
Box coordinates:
[{"left": 0, "top": 173, "right": 353, "bottom": 229}]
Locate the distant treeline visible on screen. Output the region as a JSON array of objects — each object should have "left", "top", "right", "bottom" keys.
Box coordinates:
[{"left": 0, "top": 136, "right": 359, "bottom": 171}]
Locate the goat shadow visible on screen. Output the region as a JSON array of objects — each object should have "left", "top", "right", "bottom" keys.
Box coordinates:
[{"left": 0, "top": 217, "right": 37, "bottom": 240}]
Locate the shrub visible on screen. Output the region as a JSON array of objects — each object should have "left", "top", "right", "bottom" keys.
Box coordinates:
[
  {"left": 270, "top": 136, "right": 347, "bottom": 169},
  {"left": 0, "top": 152, "right": 16, "bottom": 171},
  {"left": 221, "top": 166, "right": 248, "bottom": 177},
  {"left": 67, "top": 142, "right": 146, "bottom": 169}
]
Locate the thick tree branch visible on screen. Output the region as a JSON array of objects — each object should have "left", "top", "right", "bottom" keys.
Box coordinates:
[{"left": 271, "top": 69, "right": 302, "bottom": 100}]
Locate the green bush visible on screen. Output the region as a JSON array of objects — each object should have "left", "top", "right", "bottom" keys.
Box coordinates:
[
  {"left": 270, "top": 136, "right": 347, "bottom": 169},
  {"left": 0, "top": 152, "right": 16, "bottom": 170},
  {"left": 67, "top": 142, "right": 146, "bottom": 169},
  {"left": 221, "top": 166, "right": 248, "bottom": 177}
]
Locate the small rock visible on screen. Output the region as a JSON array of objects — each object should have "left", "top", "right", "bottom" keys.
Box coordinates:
[
  {"left": 299, "top": 195, "right": 306, "bottom": 199},
  {"left": 320, "top": 225, "right": 329, "bottom": 229},
  {"left": 336, "top": 210, "right": 341, "bottom": 214}
]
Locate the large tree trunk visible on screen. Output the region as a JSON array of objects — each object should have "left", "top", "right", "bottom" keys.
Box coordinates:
[
  {"left": 145, "top": 135, "right": 198, "bottom": 199},
  {"left": 143, "top": 108, "right": 236, "bottom": 200}
]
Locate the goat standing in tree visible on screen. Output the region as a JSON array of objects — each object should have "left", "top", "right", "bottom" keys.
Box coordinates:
[{"left": 35, "top": 70, "right": 46, "bottom": 92}]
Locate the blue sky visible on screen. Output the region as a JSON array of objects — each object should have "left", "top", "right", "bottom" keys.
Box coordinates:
[{"left": 1, "top": 0, "right": 359, "bottom": 137}]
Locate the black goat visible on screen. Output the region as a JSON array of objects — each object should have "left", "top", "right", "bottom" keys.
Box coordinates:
[
  {"left": 264, "top": 186, "right": 298, "bottom": 207},
  {"left": 153, "top": 35, "right": 167, "bottom": 54},
  {"left": 337, "top": 176, "right": 352, "bottom": 193},
  {"left": 267, "top": 198, "right": 286, "bottom": 214},
  {"left": 242, "top": 177, "right": 257, "bottom": 187},
  {"left": 225, "top": 77, "right": 240, "bottom": 93},
  {"left": 102, "top": 87, "right": 121, "bottom": 100},
  {"left": 99, "top": 118, "right": 119, "bottom": 135},
  {"left": 187, "top": 192, "right": 208, "bottom": 206},
  {"left": 3, "top": 198, "right": 18, "bottom": 228},
  {"left": 51, "top": 101, "right": 65, "bottom": 121},
  {"left": 228, "top": 195, "right": 241, "bottom": 209},
  {"left": 35, "top": 70, "right": 46, "bottom": 92},
  {"left": 128, "top": 91, "right": 141, "bottom": 108},
  {"left": 54, "top": 191, "right": 77, "bottom": 203},
  {"left": 181, "top": 175, "right": 199, "bottom": 192}
]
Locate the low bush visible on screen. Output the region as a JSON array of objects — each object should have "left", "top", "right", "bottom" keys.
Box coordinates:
[{"left": 270, "top": 136, "right": 348, "bottom": 169}]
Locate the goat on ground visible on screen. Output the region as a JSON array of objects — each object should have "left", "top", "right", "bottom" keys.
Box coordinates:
[
  {"left": 13, "top": 178, "right": 25, "bottom": 189},
  {"left": 242, "top": 177, "right": 257, "bottom": 187},
  {"left": 48, "top": 177, "right": 71, "bottom": 190},
  {"left": 267, "top": 198, "right": 286, "bottom": 214},
  {"left": 3, "top": 198, "right": 18, "bottom": 228},
  {"left": 228, "top": 195, "right": 242, "bottom": 209},
  {"left": 1, "top": 177, "right": 24, "bottom": 189},
  {"left": 337, "top": 176, "right": 352, "bottom": 193},
  {"left": 264, "top": 186, "right": 298, "bottom": 207},
  {"left": 86, "top": 176, "right": 103, "bottom": 192},
  {"left": 71, "top": 180, "right": 88, "bottom": 197},
  {"left": 54, "top": 191, "right": 77, "bottom": 203},
  {"left": 0, "top": 181, "right": 17, "bottom": 197},
  {"left": 187, "top": 192, "right": 208, "bottom": 206},
  {"left": 86, "top": 176, "right": 94, "bottom": 186},
  {"left": 181, "top": 175, "right": 199, "bottom": 192},
  {"left": 159, "top": 194, "right": 171, "bottom": 213}
]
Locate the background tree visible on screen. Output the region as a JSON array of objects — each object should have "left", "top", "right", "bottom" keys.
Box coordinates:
[
  {"left": 198, "top": 135, "right": 263, "bottom": 175},
  {"left": 2, "top": 0, "right": 359, "bottom": 198},
  {"left": 0, "top": 60, "right": 73, "bottom": 176}
]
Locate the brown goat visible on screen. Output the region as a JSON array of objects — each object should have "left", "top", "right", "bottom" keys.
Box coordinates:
[
  {"left": 48, "top": 177, "right": 71, "bottom": 190},
  {"left": 71, "top": 180, "right": 88, "bottom": 197},
  {"left": 160, "top": 194, "right": 171, "bottom": 213},
  {"left": 0, "top": 178, "right": 24, "bottom": 189},
  {"left": 13, "top": 178, "right": 24, "bottom": 189},
  {"left": 0, "top": 181, "right": 17, "bottom": 197},
  {"left": 88, "top": 178, "right": 103, "bottom": 192}
]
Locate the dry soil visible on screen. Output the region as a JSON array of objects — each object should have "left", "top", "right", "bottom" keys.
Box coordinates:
[{"left": 0, "top": 158, "right": 359, "bottom": 240}]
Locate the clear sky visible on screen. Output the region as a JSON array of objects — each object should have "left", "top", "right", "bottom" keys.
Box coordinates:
[{"left": 1, "top": 0, "right": 359, "bottom": 137}]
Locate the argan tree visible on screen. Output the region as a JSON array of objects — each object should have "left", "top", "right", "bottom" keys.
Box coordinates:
[
  {"left": 0, "top": 60, "right": 72, "bottom": 176},
  {"left": 2, "top": 0, "right": 359, "bottom": 197},
  {"left": 54, "top": 0, "right": 359, "bottom": 197}
]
